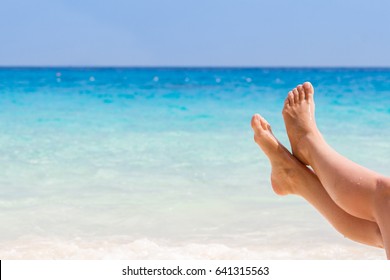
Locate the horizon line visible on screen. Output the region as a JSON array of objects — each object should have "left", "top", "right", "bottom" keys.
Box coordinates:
[{"left": 1, "top": 65, "right": 390, "bottom": 69}]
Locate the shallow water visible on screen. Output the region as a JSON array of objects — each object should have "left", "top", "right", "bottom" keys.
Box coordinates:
[{"left": 0, "top": 68, "right": 389, "bottom": 259}]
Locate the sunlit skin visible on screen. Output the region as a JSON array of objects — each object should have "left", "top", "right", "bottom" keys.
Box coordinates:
[{"left": 252, "top": 82, "right": 390, "bottom": 258}]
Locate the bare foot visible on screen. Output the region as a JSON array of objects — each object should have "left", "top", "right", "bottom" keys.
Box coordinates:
[
  {"left": 282, "top": 82, "right": 321, "bottom": 165},
  {"left": 251, "top": 114, "right": 304, "bottom": 196}
]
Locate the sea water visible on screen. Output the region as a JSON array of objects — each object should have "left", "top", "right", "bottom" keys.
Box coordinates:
[{"left": 0, "top": 68, "right": 389, "bottom": 259}]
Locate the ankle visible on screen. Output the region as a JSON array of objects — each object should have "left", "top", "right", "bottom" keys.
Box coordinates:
[{"left": 297, "top": 131, "right": 323, "bottom": 165}]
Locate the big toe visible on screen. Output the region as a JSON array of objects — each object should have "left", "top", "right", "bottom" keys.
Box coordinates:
[
  {"left": 251, "top": 114, "right": 261, "bottom": 130},
  {"left": 251, "top": 114, "right": 270, "bottom": 133},
  {"left": 303, "top": 82, "right": 314, "bottom": 97}
]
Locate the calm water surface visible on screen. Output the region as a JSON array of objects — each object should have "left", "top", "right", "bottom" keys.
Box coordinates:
[{"left": 0, "top": 68, "right": 389, "bottom": 259}]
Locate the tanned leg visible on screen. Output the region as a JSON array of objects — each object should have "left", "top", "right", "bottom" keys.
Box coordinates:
[
  {"left": 373, "top": 177, "right": 390, "bottom": 258},
  {"left": 282, "top": 82, "right": 383, "bottom": 222},
  {"left": 251, "top": 114, "right": 383, "bottom": 248}
]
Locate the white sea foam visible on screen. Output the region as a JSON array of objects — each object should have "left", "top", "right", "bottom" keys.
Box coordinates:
[{"left": 0, "top": 237, "right": 384, "bottom": 260}]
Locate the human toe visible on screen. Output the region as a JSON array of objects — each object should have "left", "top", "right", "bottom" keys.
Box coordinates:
[
  {"left": 292, "top": 88, "right": 300, "bottom": 103},
  {"left": 297, "top": 85, "right": 305, "bottom": 101},
  {"left": 303, "top": 82, "right": 314, "bottom": 96}
]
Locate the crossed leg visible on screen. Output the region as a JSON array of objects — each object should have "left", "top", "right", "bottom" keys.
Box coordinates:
[
  {"left": 251, "top": 114, "right": 383, "bottom": 249},
  {"left": 282, "top": 82, "right": 390, "bottom": 258}
]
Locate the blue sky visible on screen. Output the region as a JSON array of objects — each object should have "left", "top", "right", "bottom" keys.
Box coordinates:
[{"left": 1, "top": 0, "right": 390, "bottom": 66}]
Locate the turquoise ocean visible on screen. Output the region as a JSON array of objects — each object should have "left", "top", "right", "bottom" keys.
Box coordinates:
[{"left": 0, "top": 68, "right": 389, "bottom": 259}]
